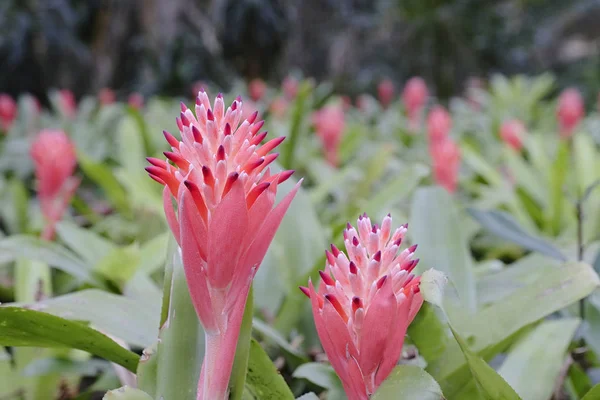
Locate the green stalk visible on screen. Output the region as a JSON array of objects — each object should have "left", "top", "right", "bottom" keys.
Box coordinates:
[
  {"left": 228, "top": 286, "right": 254, "bottom": 400},
  {"left": 155, "top": 243, "right": 205, "bottom": 400},
  {"left": 546, "top": 140, "right": 570, "bottom": 236},
  {"left": 281, "top": 82, "right": 312, "bottom": 169}
]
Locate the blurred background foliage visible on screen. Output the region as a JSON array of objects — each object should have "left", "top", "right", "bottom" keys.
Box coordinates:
[{"left": 1, "top": 0, "right": 600, "bottom": 103}]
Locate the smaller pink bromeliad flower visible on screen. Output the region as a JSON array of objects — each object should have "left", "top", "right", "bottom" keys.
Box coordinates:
[
  {"left": 377, "top": 79, "right": 395, "bottom": 109},
  {"left": 30, "top": 130, "right": 79, "bottom": 241},
  {"left": 426, "top": 105, "right": 452, "bottom": 143},
  {"left": 301, "top": 214, "right": 423, "bottom": 400},
  {"left": 557, "top": 88, "right": 584, "bottom": 139},
  {"left": 431, "top": 138, "right": 461, "bottom": 194},
  {"left": 248, "top": 78, "right": 267, "bottom": 102},
  {"left": 128, "top": 93, "right": 144, "bottom": 110},
  {"left": 312, "top": 104, "right": 345, "bottom": 167},
  {"left": 402, "top": 77, "right": 428, "bottom": 131},
  {"left": 282, "top": 76, "right": 299, "bottom": 100},
  {"left": 500, "top": 119, "right": 526, "bottom": 151},
  {"left": 0, "top": 94, "right": 17, "bottom": 132},
  {"left": 59, "top": 89, "right": 77, "bottom": 119},
  {"left": 98, "top": 88, "right": 116, "bottom": 106}
]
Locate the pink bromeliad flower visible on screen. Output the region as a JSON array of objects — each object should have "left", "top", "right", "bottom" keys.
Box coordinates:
[
  {"left": 98, "top": 88, "right": 116, "bottom": 106},
  {"left": 248, "top": 78, "right": 267, "bottom": 102},
  {"left": 30, "top": 130, "right": 79, "bottom": 241},
  {"left": 431, "top": 138, "right": 461, "bottom": 194},
  {"left": 377, "top": 79, "right": 395, "bottom": 109},
  {"left": 402, "top": 77, "right": 428, "bottom": 131},
  {"left": 128, "top": 93, "right": 144, "bottom": 110},
  {"left": 282, "top": 76, "right": 299, "bottom": 100},
  {"left": 59, "top": 89, "right": 77, "bottom": 119},
  {"left": 301, "top": 214, "right": 423, "bottom": 400},
  {"left": 146, "top": 91, "right": 300, "bottom": 400},
  {"left": 557, "top": 88, "right": 584, "bottom": 139},
  {"left": 0, "top": 94, "right": 17, "bottom": 132},
  {"left": 426, "top": 105, "right": 452, "bottom": 143},
  {"left": 500, "top": 119, "right": 526, "bottom": 151},
  {"left": 312, "top": 105, "right": 345, "bottom": 167}
]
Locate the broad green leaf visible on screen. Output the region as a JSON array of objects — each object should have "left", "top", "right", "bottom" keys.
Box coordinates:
[
  {"left": 574, "top": 133, "right": 599, "bottom": 195},
  {"left": 0, "top": 235, "right": 96, "bottom": 283},
  {"left": 503, "top": 148, "right": 547, "bottom": 207},
  {"left": 372, "top": 365, "right": 444, "bottom": 400},
  {"left": 95, "top": 245, "right": 141, "bottom": 287},
  {"left": 136, "top": 342, "right": 158, "bottom": 398},
  {"left": 253, "top": 318, "right": 307, "bottom": 361},
  {"left": 410, "top": 187, "right": 477, "bottom": 311},
  {"left": 468, "top": 208, "right": 567, "bottom": 261},
  {"left": 582, "top": 384, "right": 600, "bottom": 400},
  {"left": 0, "top": 347, "right": 18, "bottom": 397},
  {"left": 230, "top": 287, "right": 255, "bottom": 400},
  {"left": 56, "top": 221, "right": 117, "bottom": 266},
  {"left": 546, "top": 140, "right": 570, "bottom": 236},
  {"left": 498, "top": 318, "right": 580, "bottom": 400},
  {"left": 103, "top": 386, "right": 153, "bottom": 400},
  {"left": 292, "top": 362, "right": 338, "bottom": 390},
  {"left": 281, "top": 81, "right": 312, "bottom": 169},
  {"left": 14, "top": 258, "right": 52, "bottom": 304},
  {"left": 244, "top": 339, "right": 294, "bottom": 400},
  {"left": 0, "top": 307, "right": 139, "bottom": 372},
  {"left": 14, "top": 289, "right": 159, "bottom": 348},
  {"left": 295, "top": 394, "right": 320, "bottom": 400},
  {"left": 407, "top": 303, "right": 448, "bottom": 362},
  {"left": 138, "top": 232, "right": 169, "bottom": 275},
  {"left": 78, "top": 153, "right": 131, "bottom": 214}
]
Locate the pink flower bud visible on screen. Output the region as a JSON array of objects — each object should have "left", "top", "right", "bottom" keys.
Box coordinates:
[
  {"left": 430, "top": 138, "right": 461, "bottom": 194},
  {"left": 59, "top": 89, "right": 77, "bottom": 119},
  {"left": 98, "top": 88, "right": 116, "bottom": 106},
  {"left": 282, "top": 76, "right": 299, "bottom": 99},
  {"left": 500, "top": 119, "right": 526, "bottom": 151},
  {"left": 377, "top": 79, "right": 395, "bottom": 109},
  {"left": 30, "top": 130, "right": 79, "bottom": 240},
  {"left": 557, "top": 88, "right": 584, "bottom": 139},
  {"left": 312, "top": 105, "right": 345, "bottom": 167},
  {"left": 128, "top": 93, "right": 144, "bottom": 110},
  {"left": 302, "top": 214, "right": 423, "bottom": 399},
  {"left": 0, "top": 94, "right": 17, "bottom": 132},
  {"left": 402, "top": 77, "right": 428, "bottom": 129},
  {"left": 147, "top": 92, "right": 299, "bottom": 400},
  {"left": 427, "top": 105, "right": 452, "bottom": 142},
  {"left": 248, "top": 78, "right": 267, "bottom": 102}
]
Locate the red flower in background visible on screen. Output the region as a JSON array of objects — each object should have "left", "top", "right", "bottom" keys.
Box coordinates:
[
  {"left": 59, "top": 89, "right": 77, "bottom": 119},
  {"left": 426, "top": 105, "right": 452, "bottom": 143},
  {"left": 282, "top": 76, "right": 299, "bottom": 100},
  {"left": 146, "top": 91, "right": 300, "bottom": 400},
  {"left": 427, "top": 106, "right": 460, "bottom": 193},
  {"left": 30, "top": 130, "right": 79, "bottom": 241},
  {"left": 557, "top": 88, "right": 584, "bottom": 139},
  {"left": 500, "top": 119, "right": 526, "bottom": 151},
  {"left": 128, "top": 93, "right": 144, "bottom": 110},
  {"left": 248, "top": 79, "right": 267, "bottom": 102},
  {"left": 377, "top": 79, "right": 395, "bottom": 109},
  {"left": 402, "top": 77, "right": 428, "bottom": 131},
  {"left": 98, "top": 88, "right": 116, "bottom": 106},
  {"left": 301, "top": 214, "right": 423, "bottom": 400},
  {"left": 312, "top": 105, "right": 345, "bottom": 167},
  {"left": 269, "top": 96, "right": 288, "bottom": 118},
  {"left": 0, "top": 94, "right": 17, "bottom": 132}
]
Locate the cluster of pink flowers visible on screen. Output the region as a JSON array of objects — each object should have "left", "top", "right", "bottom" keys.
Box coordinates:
[
  {"left": 30, "top": 130, "right": 79, "bottom": 240},
  {"left": 312, "top": 104, "right": 346, "bottom": 167},
  {"left": 557, "top": 88, "right": 584, "bottom": 139},
  {"left": 500, "top": 119, "right": 526, "bottom": 151},
  {"left": 427, "top": 106, "right": 460, "bottom": 193},
  {"left": 0, "top": 94, "right": 17, "bottom": 132},
  {"left": 301, "top": 214, "right": 423, "bottom": 400},
  {"left": 402, "top": 77, "right": 428, "bottom": 131}
]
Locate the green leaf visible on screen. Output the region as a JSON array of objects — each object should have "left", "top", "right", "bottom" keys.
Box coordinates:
[
  {"left": 138, "top": 232, "right": 169, "bottom": 275},
  {"left": 136, "top": 341, "right": 158, "bottom": 398},
  {"left": 0, "top": 347, "right": 18, "bottom": 397},
  {"left": 0, "top": 235, "right": 97, "bottom": 283},
  {"left": 546, "top": 140, "right": 570, "bottom": 235},
  {"left": 407, "top": 303, "right": 448, "bottom": 362},
  {"left": 371, "top": 365, "right": 445, "bottom": 400},
  {"left": 410, "top": 187, "right": 477, "bottom": 311},
  {"left": 56, "top": 221, "right": 117, "bottom": 266},
  {"left": 230, "top": 287, "right": 255, "bottom": 400},
  {"left": 95, "top": 245, "right": 141, "bottom": 288},
  {"left": 295, "top": 394, "right": 320, "bottom": 400},
  {"left": 468, "top": 208, "right": 567, "bottom": 261},
  {"left": 281, "top": 81, "right": 312, "bottom": 169},
  {"left": 103, "top": 386, "right": 153, "bottom": 400},
  {"left": 497, "top": 318, "right": 580, "bottom": 400},
  {"left": 252, "top": 319, "right": 307, "bottom": 362},
  {"left": 292, "top": 362, "right": 338, "bottom": 390},
  {"left": 14, "top": 289, "right": 159, "bottom": 348},
  {"left": 0, "top": 307, "right": 139, "bottom": 372},
  {"left": 78, "top": 152, "right": 131, "bottom": 214},
  {"left": 582, "top": 384, "right": 600, "bottom": 400},
  {"left": 244, "top": 339, "right": 294, "bottom": 400}
]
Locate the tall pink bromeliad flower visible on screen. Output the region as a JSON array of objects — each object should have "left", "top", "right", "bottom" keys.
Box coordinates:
[
  {"left": 500, "top": 119, "right": 526, "bottom": 151},
  {"left": 312, "top": 104, "right": 345, "bottom": 167},
  {"left": 426, "top": 105, "right": 452, "bottom": 143},
  {"left": 30, "top": 130, "right": 79, "bottom": 241},
  {"left": 301, "top": 214, "right": 423, "bottom": 400},
  {"left": 427, "top": 106, "right": 460, "bottom": 193},
  {"left": 557, "top": 88, "right": 584, "bottom": 139},
  {"left": 402, "top": 77, "right": 428, "bottom": 131},
  {"left": 0, "top": 94, "right": 17, "bottom": 132},
  {"left": 146, "top": 91, "right": 300, "bottom": 400}
]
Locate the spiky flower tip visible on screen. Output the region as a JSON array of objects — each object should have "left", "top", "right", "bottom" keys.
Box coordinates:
[
  {"left": 146, "top": 90, "right": 300, "bottom": 400},
  {"left": 301, "top": 214, "right": 423, "bottom": 400}
]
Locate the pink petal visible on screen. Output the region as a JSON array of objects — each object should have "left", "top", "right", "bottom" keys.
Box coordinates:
[
  {"left": 179, "top": 189, "right": 208, "bottom": 262},
  {"left": 246, "top": 182, "right": 277, "bottom": 239},
  {"left": 239, "top": 180, "right": 301, "bottom": 276},
  {"left": 207, "top": 178, "right": 249, "bottom": 288},
  {"left": 179, "top": 193, "right": 218, "bottom": 333},
  {"left": 358, "top": 277, "right": 397, "bottom": 377},
  {"left": 163, "top": 187, "right": 181, "bottom": 245},
  {"left": 408, "top": 291, "right": 424, "bottom": 324}
]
